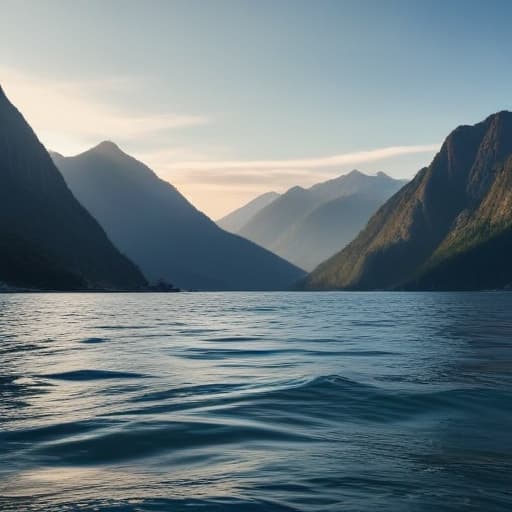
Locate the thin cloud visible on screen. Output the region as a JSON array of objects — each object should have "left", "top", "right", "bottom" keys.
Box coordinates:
[
  {"left": 162, "top": 144, "right": 440, "bottom": 172},
  {"left": 176, "top": 169, "right": 329, "bottom": 186},
  {"left": 0, "top": 66, "right": 440, "bottom": 218},
  {"left": 147, "top": 144, "right": 440, "bottom": 217},
  {"left": 0, "top": 67, "right": 209, "bottom": 154}
]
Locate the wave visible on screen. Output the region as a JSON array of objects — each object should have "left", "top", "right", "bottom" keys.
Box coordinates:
[
  {"left": 31, "top": 418, "right": 310, "bottom": 465},
  {"left": 239, "top": 375, "right": 510, "bottom": 424},
  {"left": 39, "top": 370, "right": 149, "bottom": 381},
  {"left": 79, "top": 337, "right": 109, "bottom": 344},
  {"left": 180, "top": 347, "right": 394, "bottom": 360},
  {"left": 0, "top": 497, "right": 299, "bottom": 512},
  {"left": 3, "top": 290, "right": 512, "bottom": 512},
  {"left": 16, "top": 374, "right": 506, "bottom": 466}
]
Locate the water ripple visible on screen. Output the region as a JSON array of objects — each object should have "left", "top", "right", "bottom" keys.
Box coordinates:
[{"left": 1, "top": 291, "right": 511, "bottom": 511}]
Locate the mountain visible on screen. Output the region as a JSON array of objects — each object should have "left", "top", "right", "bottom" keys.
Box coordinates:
[
  {"left": 305, "top": 111, "right": 512, "bottom": 291},
  {"left": 271, "top": 194, "right": 386, "bottom": 272},
  {"left": 0, "top": 85, "right": 146, "bottom": 290},
  {"left": 217, "top": 191, "right": 279, "bottom": 233},
  {"left": 53, "top": 143, "right": 305, "bottom": 290},
  {"left": 234, "top": 171, "right": 406, "bottom": 270}
]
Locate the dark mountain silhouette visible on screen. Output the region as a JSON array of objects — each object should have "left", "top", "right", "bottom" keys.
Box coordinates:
[
  {"left": 233, "top": 171, "right": 406, "bottom": 270},
  {"left": 305, "top": 111, "right": 512, "bottom": 290},
  {"left": 53, "top": 143, "right": 305, "bottom": 290},
  {"left": 217, "top": 191, "right": 279, "bottom": 233},
  {"left": 0, "top": 85, "right": 146, "bottom": 290}
]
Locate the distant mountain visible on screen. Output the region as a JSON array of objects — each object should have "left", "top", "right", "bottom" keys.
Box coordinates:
[
  {"left": 54, "top": 143, "right": 305, "bottom": 290},
  {"left": 217, "top": 191, "right": 279, "bottom": 233},
  {"left": 0, "top": 85, "right": 146, "bottom": 291},
  {"left": 305, "top": 111, "right": 512, "bottom": 291},
  {"left": 271, "top": 194, "right": 386, "bottom": 272},
  {"left": 233, "top": 170, "right": 406, "bottom": 270}
]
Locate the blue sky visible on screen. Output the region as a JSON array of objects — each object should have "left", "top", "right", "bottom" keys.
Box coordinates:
[{"left": 1, "top": 0, "right": 512, "bottom": 216}]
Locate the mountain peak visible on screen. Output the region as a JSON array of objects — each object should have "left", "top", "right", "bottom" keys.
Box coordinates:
[
  {"left": 346, "top": 169, "right": 365, "bottom": 177},
  {"left": 287, "top": 185, "right": 307, "bottom": 195},
  {"left": 91, "top": 140, "right": 125, "bottom": 156},
  {"left": 486, "top": 110, "right": 512, "bottom": 122},
  {"left": 0, "top": 83, "right": 146, "bottom": 290},
  {"left": 54, "top": 146, "right": 305, "bottom": 291},
  {"left": 482, "top": 110, "right": 512, "bottom": 140},
  {"left": 304, "top": 109, "right": 512, "bottom": 291},
  {"left": 447, "top": 110, "right": 512, "bottom": 145}
]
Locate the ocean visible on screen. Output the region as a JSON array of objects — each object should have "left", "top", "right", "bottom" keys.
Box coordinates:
[{"left": 1, "top": 291, "right": 511, "bottom": 511}]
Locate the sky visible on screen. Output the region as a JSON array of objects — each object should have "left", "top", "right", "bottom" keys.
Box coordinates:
[{"left": 2, "top": 0, "right": 512, "bottom": 218}]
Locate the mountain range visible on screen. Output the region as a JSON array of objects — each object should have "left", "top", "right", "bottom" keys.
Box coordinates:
[
  {"left": 220, "top": 171, "right": 407, "bottom": 271},
  {"left": 4, "top": 77, "right": 512, "bottom": 293},
  {"left": 0, "top": 85, "right": 146, "bottom": 291},
  {"left": 218, "top": 191, "right": 279, "bottom": 233},
  {"left": 304, "top": 110, "right": 512, "bottom": 291},
  {"left": 53, "top": 143, "right": 305, "bottom": 291}
]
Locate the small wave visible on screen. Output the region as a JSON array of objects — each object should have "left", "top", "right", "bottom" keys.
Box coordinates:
[
  {"left": 39, "top": 370, "right": 149, "bottom": 381},
  {"left": 0, "top": 418, "right": 116, "bottom": 444},
  {"left": 33, "top": 419, "right": 310, "bottom": 464},
  {"left": 181, "top": 348, "right": 391, "bottom": 360},
  {"left": 0, "top": 375, "right": 19, "bottom": 386},
  {"left": 210, "top": 375, "right": 511, "bottom": 426},
  {"left": 0, "top": 342, "right": 46, "bottom": 354},
  {"left": 129, "top": 382, "right": 246, "bottom": 403},
  {"left": 0, "top": 497, "right": 299, "bottom": 512},
  {"left": 206, "top": 336, "right": 264, "bottom": 342},
  {"left": 178, "top": 328, "right": 221, "bottom": 335},
  {"left": 183, "top": 348, "right": 290, "bottom": 359},
  {"left": 79, "top": 337, "right": 109, "bottom": 344},
  {"left": 97, "top": 325, "right": 152, "bottom": 330}
]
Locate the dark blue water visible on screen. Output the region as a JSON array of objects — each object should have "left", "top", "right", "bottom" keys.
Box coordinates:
[{"left": 1, "top": 292, "right": 511, "bottom": 511}]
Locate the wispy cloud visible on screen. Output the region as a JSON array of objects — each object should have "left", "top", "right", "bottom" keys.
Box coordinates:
[
  {"left": 162, "top": 145, "right": 439, "bottom": 173},
  {"left": 150, "top": 144, "right": 439, "bottom": 191},
  {"left": 0, "top": 67, "right": 209, "bottom": 154},
  {"left": 142, "top": 144, "right": 440, "bottom": 217},
  {"left": 0, "top": 66, "right": 440, "bottom": 218}
]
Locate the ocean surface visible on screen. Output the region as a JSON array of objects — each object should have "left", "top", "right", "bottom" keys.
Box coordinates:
[{"left": 0, "top": 292, "right": 511, "bottom": 511}]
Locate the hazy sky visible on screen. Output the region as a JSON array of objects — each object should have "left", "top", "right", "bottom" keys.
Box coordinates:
[{"left": 2, "top": 0, "right": 512, "bottom": 218}]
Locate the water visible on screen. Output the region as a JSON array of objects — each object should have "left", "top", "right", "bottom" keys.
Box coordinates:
[{"left": 1, "top": 292, "right": 511, "bottom": 511}]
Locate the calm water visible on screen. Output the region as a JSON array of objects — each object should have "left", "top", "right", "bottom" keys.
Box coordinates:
[{"left": 0, "top": 292, "right": 511, "bottom": 511}]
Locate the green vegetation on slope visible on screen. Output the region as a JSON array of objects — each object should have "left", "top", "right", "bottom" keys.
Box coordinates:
[{"left": 304, "top": 111, "right": 512, "bottom": 291}]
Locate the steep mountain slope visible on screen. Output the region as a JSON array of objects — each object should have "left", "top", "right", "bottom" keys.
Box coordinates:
[
  {"left": 0, "top": 85, "right": 146, "bottom": 290},
  {"left": 217, "top": 191, "right": 279, "bottom": 233},
  {"left": 54, "top": 143, "right": 305, "bottom": 290},
  {"left": 236, "top": 171, "right": 406, "bottom": 270},
  {"left": 406, "top": 153, "right": 512, "bottom": 290},
  {"left": 305, "top": 111, "right": 512, "bottom": 290},
  {"left": 273, "top": 194, "right": 385, "bottom": 271},
  {"left": 239, "top": 185, "right": 319, "bottom": 253}
]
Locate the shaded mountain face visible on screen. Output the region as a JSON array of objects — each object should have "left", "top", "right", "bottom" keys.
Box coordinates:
[
  {"left": 54, "top": 144, "right": 305, "bottom": 290},
  {"left": 217, "top": 191, "right": 280, "bottom": 233},
  {"left": 0, "top": 86, "right": 146, "bottom": 290},
  {"left": 272, "top": 194, "right": 386, "bottom": 272},
  {"left": 233, "top": 171, "right": 406, "bottom": 270},
  {"left": 305, "top": 111, "right": 512, "bottom": 291}
]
